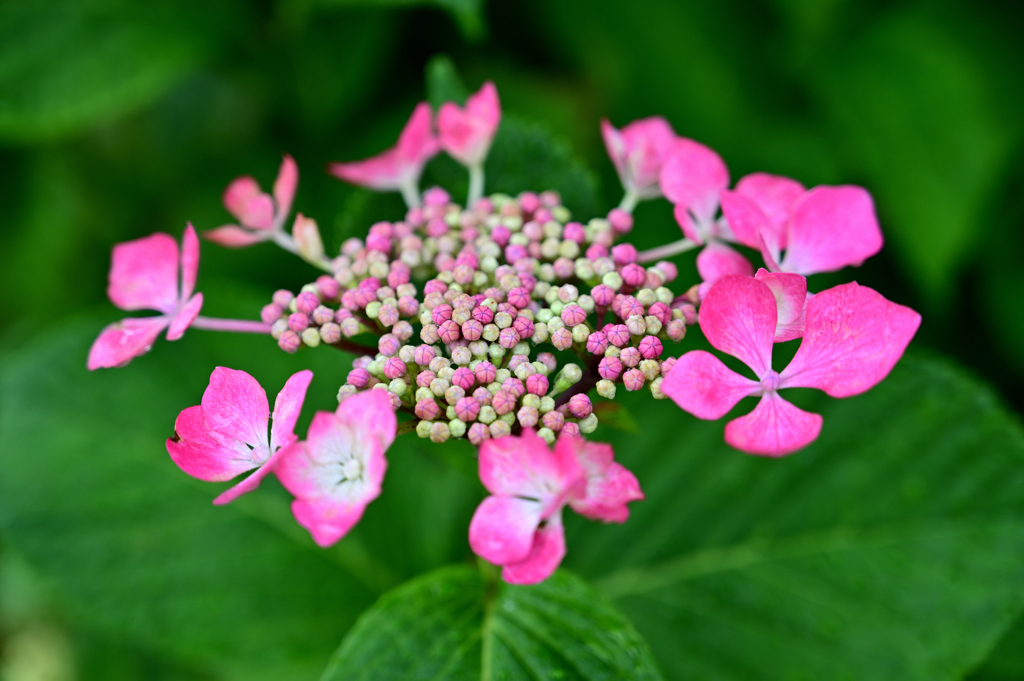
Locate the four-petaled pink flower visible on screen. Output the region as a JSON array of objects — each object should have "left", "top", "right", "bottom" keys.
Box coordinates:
[
  {"left": 167, "top": 368, "right": 313, "bottom": 505},
  {"left": 88, "top": 224, "right": 203, "bottom": 370},
  {"left": 659, "top": 140, "right": 753, "bottom": 286},
  {"left": 601, "top": 116, "right": 678, "bottom": 204},
  {"left": 662, "top": 275, "right": 921, "bottom": 456},
  {"left": 330, "top": 102, "right": 440, "bottom": 208},
  {"left": 469, "top": 430, "right": 643, "bottom": 585},
  {"left": 206, "top": 154, "right": 298, "bottom": 247},
  {"left": 438, "top": 81, "right": 501, "bottom": 169},
  {"left": 275, "top": 390, "right": 397, "bottom": 547},
  {"left": 720, "top": 172, "right": 884, "bottom": 277}
]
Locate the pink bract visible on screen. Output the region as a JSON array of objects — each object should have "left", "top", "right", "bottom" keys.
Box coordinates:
[
  {"left": 601, "top": 116, "right": 678, "bottom": 200},
  {"left": 660, "top": 138, "right": 730, "bottom": 244},
  {"left": 329, "top": 102, "right": 440, "bottom": 201},
  {"left": 661, "top": 275, "right": 920, "bottom": 456},
  {"left": 469, "top": 430, "right": 643, "bottom": 585},
  {"left": 206, "top": 155, "right": 298, "bottom": 247},
  {"left": 275, "top": 390, "right": 397, "bottom": 547},
  {"left": 88, "top": 224, "right": 203, "bottom": 369},
  {"left": 438, "top": 82, "right": 501, "bottom": 168},
  {"left": 166, "top": 368, "right": 313, "bottom": 505}
]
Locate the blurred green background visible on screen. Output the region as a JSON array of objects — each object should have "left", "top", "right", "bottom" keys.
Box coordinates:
[{"left": 1, "top": 0, "right": 1023, "bottom": 679}]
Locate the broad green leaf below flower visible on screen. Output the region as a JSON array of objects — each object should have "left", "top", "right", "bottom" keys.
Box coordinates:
[{"left": 321, "top": 565, "right": 663, "bottom": 681}]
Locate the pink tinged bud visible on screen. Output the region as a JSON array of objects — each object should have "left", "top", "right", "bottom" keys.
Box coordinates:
[
  {"left": 536, "top": 353, "right": 556, "bottom": 374},
  {"left": 623, "top": 368, "right": 646, "bottom": 391},
  {"left": 472, "top": 305, "right": 495, "bottom": 324},
  {"left": 489, "top": 421, "right": 511, "bottom": 439},
  {"left": 590, "top": 284, "right": 615, "bottom": 308},
  {"left": 462, "top": 319, "right": 484, "bottom": 340},
  {"left": 377, "top": 305, "right": 399, "bottom": 327},
  {"left": 455, "top": 397, "right": 482, "bottom": 422},
  {"left": 468, "top": 423, "right": 490, "bottom": 445},
  {"left": 427, "top": 219, "right": 450, "bottom": 238},
  {"left": 611, "top": 243, "right": 638, "bottom": 265},
  {"left": 648, "top": 302, "right": 671, "bottom": 325},
  {"left": 620, "top": 347, "right": 641, "bottom": 368},
  {"left": 340, "top": 317, "right": 363, "bottom": 337},
  {"left": 502, "top": 378, "right": 526, "bottom": 398},
  {"left": 552, "top": 258, "right": 575, "bottom": 280},
  {"left": 639, "top": 336, "right": 664, "bottom": 359},
  {"left": 507, "top": 354, "right": 529, "bottom": 372},
  {"left": 606, "top": 325, "right": 630, "bottom": 348},
  {"left": 541, "top": 410, "right": 564, "bottom": 432},
  {"left": 505, "top": 244, "right": 528, "bottom": 263},
  {"left": 517, "top": 406, "right": 539, "bottom": 428},
  {"left": 288, "top": 313, "right": 310, "bottom": 333},
  {"left": 562, "top": 222, "right": 586, "bottom": 244},
  {"left": 423, "top": 186, "right": 450, "bottom": 206},
  {"left": 432, "top": 304, "right": 454, "bottom": 324},
  {"left": 340, "top": 290, "right": 358, "bottom": 311},
  {"left": 666, "top": 319, "right": 686, "bottom": 341},
  {"left": 567, "top": 394, "right": 593, "bottom": 419},
  {"left": 512, "top": 316, "right": 534, "bottom": 339},
  {"left": 424, "top": 279, "right": 448, "bottom": 295},
  {"left": 272, "top": 290, "right": 294, "bottom": 308},
  {"left": 414, "top": 345, "right": 438, "bottom": 366},
  {"left": 523, "top": 220, "right": 544, "bottom": 241},
  {"left": 452, "top": 367, "right": 476, "bottom": 390},
  {"left": 618, "top": 296, "right": 644, "bottom": 319},
  {"left": 348, "top": 368, "right": 371, "bottom": 388},
  {"left": 525, "top": 374, "right": 549, "bottom": 396},
  {"left": 608, "top": 208, "right": 634, "bottom": 234},
  {"left": 261, "top": 303, "right": 283, "bottom": 324},
  {"left": 585, "top": 331, "right": 609, "bottom": 356},
  {"left": 416, "top": 370, "right": 437, "bottom": 388},
  {"left": 320, "top": 323, "right": 341, "bottom": 344},
  {"left": 415, "top": 399, "right": 441, "bottom": 421},
  {"left": 519, "top": 192, "right": 541, "bottom": 214},
  {"left": 378, "top": 334, "right": 401, "bottom": 356},
  {"left": 660, "top": 356, "right": 678, "bottom": 376},
  {"left": 498, "top": 327, "right": 521, "bottom": 349},
  {"left": 311, "top": 306, "right": 333, "bottom": 325},
  {"left": 599, "top": 356, "right": 623, "bottom": 381},
  {"left": 507, "top": 287, "right": 531, "bottom": 309},
  {"left": 406, "top": 206, "right": 425, "bottom": 226},
  {"left": 396, "top": 296, "right": 418, "bottom": 317},
  {"left": 292, "top": 214, "right": 325, "bottom": 263},
  {"left": 295, "top": 291, "right": 319, "bottom": 315},
  {"left": 561, "top": 304, "right": 587, "bottom": 326},
  {"left": 438, "top": 319, "right": 461, "bottom": 343},
  {"left": 475, "top": 361, "right": 498, "bottom": 385},
  {"left": 365, "top": 233, "right": 391, "bottom": 254},
  {"left": 585, "top": 244, "right": 608, "bottom": 261},
  {"left": 620, "top": 263, "right": 646, "bottom": 288},
  {"left": 472, "top": 388, "right": 492, "bottom": 407},
  {"left": 551, "top": 327, "right": 573, "bottom": 351},
  {"left": 278, "top": 330, "right": 301, "bottom": 353},
  {"left": 420, "top": 324, "right": 441, "bottom": 344},
  {"left": 335, "top": 308, "right": 353, "bottom": 322},
  {"left": 492, "top": 390, "right": 516, "bottom": 415},
  {"left": 381, "top": 357, "right": 407, "bottom": 380},
  {"left": 560, "top": 422, "right": 581, "bottom": 437},
  {"left": 387, "top": 269, "right": 410, "bottom": 289}
]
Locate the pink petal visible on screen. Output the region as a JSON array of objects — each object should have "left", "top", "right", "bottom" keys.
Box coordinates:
[
  {"left": 329, "top": 150, "right": 408, "bottom": 191},
  {"left": 698, "top": 275, "right": 777, "bottom": 376},
  {"left": 270, "top": 369, "right": 314, "bottom": 452},
  {"left": 661, "top": 350, "right": 760, "bottom": 419},
  {"left": 179, "top": 223, "right": 200, "bottom": 301},
  {"left": 755, "top": 269, "right": 807, "bottom": 342},
  {"left": 600, "top": 119, "right": 629, "bottom": 192},
  {"left": 660, "top": 138, "right": 729, "bottom": 226},
  {"left": 673, "top": 203, "right": 703, "bottom": 243},
  {"left": 201, "top": 367, "right": 270, "bottom": 449},
  {"left": 203, "top": 225, "right": 270, "bottom": 248},
  {"left": 724, "top": 391, "right": 823, "bottom": 456},
  {"left": 781, "top": 186, "right": 883, "bottom": 276},
  {"left": 335, "top": 389, "right": 397, "bottom": 478},
  {"left": 107, "top": 233, "right": 180, "bottom": 314},
  {"left": 438, "top": 81, "right": 501, "bottom": 167},
  {"left": 273, "top": 154, "right": 298, "bottom": 224},
  {"left": 292, "top": 213, "right": 324, "bottom": 263},
  {"left": 166, "top": 405, "right": 257, "bottom": 482},
  {"left": 603, "top": 116, "right": 678, "bottom": 197},
  {"left": 501, "top": 515, "right": 567, "bottom": 585},
  {"left": 720, "top": 189, "right": 773, "bottom": 251},
  {"left": 396, "top": 101, "right": 441, "bottom": 166},
  {"left": 166, "top": 292, "right": 202, "bottom": 341},
  {"left": 212, "top": 444, "right": 290, "bottom": 506},
  {"left": 696, "top": 242, "right": 754, "bottom": 286},
  {"left": 779, "top": 282, "right": 921, "bottom": 397},
  {"left": 478, "top": 429, "right": 584, "bottom": 501},
  {"left": 469, "top": 495, "right": 543, "bottom": 565},
  {"left": 291, "top": 495, "right": 369, "bottom": 548},
  {"left": 87, "top": 316, "right": 169, "bottom": 370},
  {"left": 561, "top": 438, "right": 644, "bottom": 523},
  {"left": 735, "top": 172, "right": 805, "bottom": 248},
  {"left": 223, "top": 177, "right": 274, "bottom": 231}
]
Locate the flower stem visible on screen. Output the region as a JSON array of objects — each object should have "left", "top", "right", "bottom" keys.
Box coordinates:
[
  {"left": 618, "top": 190, "right": 639, "bottom": 214},
  {"left": 467, "top": 163, "right": 485, "bottom": 207},
  {"left": 637, "top": 237, "right": 700, "bottom": 263},
  {"left": 191, "top": 316, "right": 273, "bottom": 334},
  {"left": 400, "top": 181, "right": 421, "bottom": 210}
]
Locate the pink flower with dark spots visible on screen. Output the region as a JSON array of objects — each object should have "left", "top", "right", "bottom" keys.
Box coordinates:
[
  {"left": 166, "top": 368, "right": 313, "bottom": 505},
  {"left": 88, "top": 225, "right": 204, "bottom": 369},
  {"left": 662, "top": 275, "right": 920, "bottom": 456},
  {"left": 601, "top": 116, "right": 678, "bottom": 204},
  {"left": 469, "top": 430, "right": 643, "bottom": 584},
  {"left": 438, "top": 82, "right": 501, "bottom": 169},
  {"left": 721, "top": 174, "right": 883, "bottom": 277},
  {"left": 329, "top": 102, "right": 440, "bottom": 208},
  {"left": 207, "top": 155, "right": 298, "bottom": 248},
  {"left": 275, "top": 390, "right": 396, "bottom": 547}
]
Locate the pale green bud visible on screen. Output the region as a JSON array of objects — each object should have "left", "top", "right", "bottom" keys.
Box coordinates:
[
  {"left": 578, "top": 413, "right": 599, "bottom": 434},
  {"left": 596, "top": 379, "right": 617, "bottom": 400}
]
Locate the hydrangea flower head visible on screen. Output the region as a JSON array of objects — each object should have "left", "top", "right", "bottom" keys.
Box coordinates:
[
  {"left": 88, "top": 224, "right": 203, "bottom": 369},
  {"left": 166, "top": 368, "right": 313, "bottom": 504},
  {"left": 469, "top": 430, "right": 643, "bottom": 584},
  {"left": 275, "top": 390, "right": 397, "bottom": 547},
  {"left": 661, "top": 275, "right": 921, "bottom": 455}
]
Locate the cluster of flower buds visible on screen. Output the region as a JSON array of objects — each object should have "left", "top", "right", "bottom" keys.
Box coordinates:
[{"left": 89, "top": 79, "right": 919, "bottom": 584}]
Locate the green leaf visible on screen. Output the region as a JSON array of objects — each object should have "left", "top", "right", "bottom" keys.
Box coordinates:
[
  {"left": 0, "top": 0, "right": 225, "bottom": 142},
  {"left": 561, "top": 353, "right": 1024, "bottom": 681},
  {"left": 967, "top": 614, "right": 1024, "bottom": 681},
  {"left": 315, "top": 0, "right": 485, "bottom": 40},
  {"left": 0, "top": 314, "right": 480, "bottom": 679},
  {"left": 425, "top": 54, "right": 470, "bottom": 109},
  {"left": 321, "top": 565, "right": 663, "bottom": 680}
]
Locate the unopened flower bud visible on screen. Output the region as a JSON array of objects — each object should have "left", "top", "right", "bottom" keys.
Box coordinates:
[
  {"left": 567, "top": 394, "right": 593, "bottom": 419},
  {"left": 620, "top": 347, "right": 641, "bottom": 368},
  {"left": 489, "top": 421, "right": 511, "bottom": 439},
  {"left": 301, "top": 328, "right": 321, "bottom": 347},
  {"left": 381, "top": 357, "right": 406, "bottom": 380},
  {"left": 429, "top": 422, "right": 450, "bottom": 443},
  {"left": 639, "top": 359, "right": 661, "bottom": 382},
  {"left": 601, "top": 272, "right": 623, "bottom": 291},
  {"left": 623, "top": 368, "right": 645, "bottom": 392},
  {"left": 598, "top": 356, "right": 623, "bottom": 381},
  {"left": 468, "top": 423, "right": 490, "bottom": 445},
  {"left": 340, "top": 317, "right": 363, "bottom": 338},
  {"left": 270, "top": 318, "right": 288, "bottom": 339},
  {"left": 551, "top": 364, "right": 582, "bottom": 395},
  {"left": 517, "top": 406, "right": 539, "bottom": 428},
  {"left": 578, "top": 413, "right": 598, "bottom": 434},
  {"left": 596, "top": 379, "right": 617, "bottom": 400},
  {"left": 278, "top": 330, "right": 301, "bottom": 353},
  {"left": 626, "top": 315, "right": 647, "bottom": 336}
]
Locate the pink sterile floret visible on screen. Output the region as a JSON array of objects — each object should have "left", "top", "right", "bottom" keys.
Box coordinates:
[
  {"left": 720, "top": 173, "right": 883, "bottom": 277},
  {"left": 329, "top": 102, "right": 440, "bottom": 201},
  {"left": 275, "top": 390, "right": 397, "bottom": 547},
  {"left": 468, "top": 430, "right": 643, "bottom": 585},
  {"left": 661, "top": 275, "right": 921, "bottom": 456},
  {"left": 167, "top": 368, "right": 313, "bottom": 505},
  {"left": 88, "top": 224, "right": 204, "bottom": 370},
  {"left": 206, "top": 155, "right": 297, "bottom": 247},
  {"left": 600, "top": 116, "right": 678, "bottom": 200},
  {"left": 438, "top": 82, "right": 502, "bottom": 168}
]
